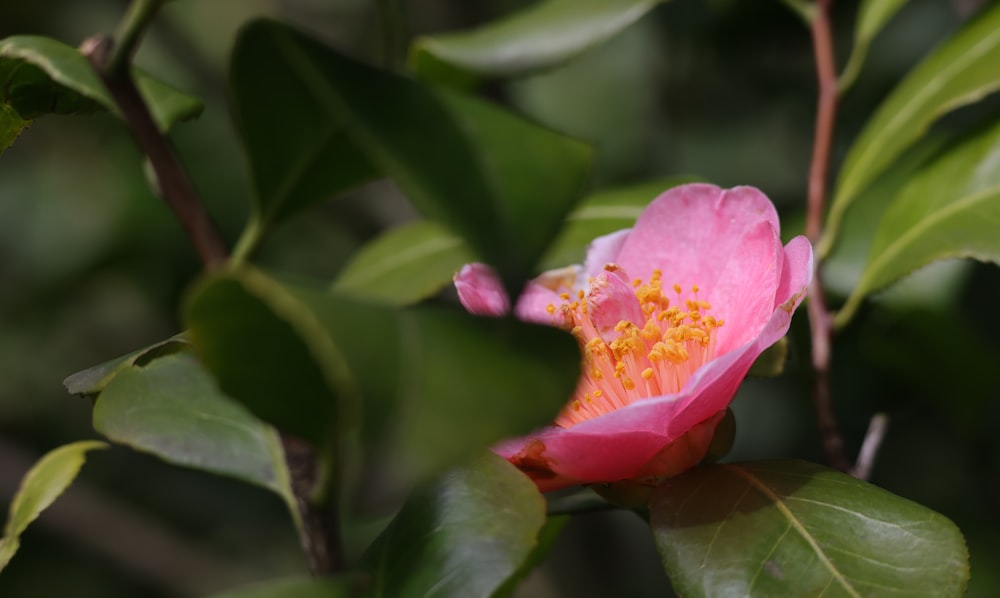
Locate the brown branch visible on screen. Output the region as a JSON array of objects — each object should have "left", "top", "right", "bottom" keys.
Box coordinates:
[
  {"left": 282, "top": 435, "right": 345, "bottom": 574},
  {"left": 806, "top": 0, "right": 851, "bottom": 473},
  {"left": 81, "top": 19, "right": 341, "bottom": 575},
  {"left": 80, "top": 35, "right": 229, "bottom": 268}
]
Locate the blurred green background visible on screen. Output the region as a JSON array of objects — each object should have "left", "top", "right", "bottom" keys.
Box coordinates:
[{"left": 1, "top": 0, "right": 998, "bottom": 596}]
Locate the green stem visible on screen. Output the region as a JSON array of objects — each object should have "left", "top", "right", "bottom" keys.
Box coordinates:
[{"left": 109, "top": 0, "right": 165, "bottom": 77}]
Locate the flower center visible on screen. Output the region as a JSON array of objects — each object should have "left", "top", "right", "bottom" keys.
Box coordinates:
[{"left": 548, "top": 268, "right": 724, "bottom": 428}]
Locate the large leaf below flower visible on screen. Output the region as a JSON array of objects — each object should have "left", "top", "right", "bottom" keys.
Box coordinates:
[
  {"left": 0, "top": 441, "right": 107, "bottom": 571},
  {"left": 650, "top": 460, "right": 969, "bottom": 597},
  {"left": 233, "top": 20, "right": 593, "bottom": 293},
  {"left": 821, "top": 2, "right": 1000, "bottom": 258},
  {"left": 362, "top": 452, "right": 555, "bottom": 598},
  {"left": 331, "top": 177, "right": 697, "bottom": 306},
  {"left": 835, "top": 117, "right": 1000, "bottom": 327},
  {"left": 409, "top": 0, "right": 665, "bottom": 87},
  {"left": 0, "top": 35, "right": 203, "bottom": 153},
  {"left": 91, "top": 352, "right": 299, "bottom": 529},
  {"left": 185, "top": 267, "right": 579, "bottom": 486}
]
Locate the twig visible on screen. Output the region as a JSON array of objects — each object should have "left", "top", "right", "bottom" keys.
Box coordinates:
[
  {"left": 80, "top": 34, "right": 229, "bottom": 268},
  {"left": 851, "top": 413, "right": 890, "bottom": 481},
  {"left": 805, "top": 0, "right": 851, "bottom": 473},
  {"left": 283, "top": 435, "right": 344, "bottom": 573},
  {"left": 80, "top": 2, "right": 342, "bottom": 575},
  {"left": 109, "top": 0, "right": 164, "bottom": 77}
]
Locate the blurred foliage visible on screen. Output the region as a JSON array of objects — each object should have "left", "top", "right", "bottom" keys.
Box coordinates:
[{"left": 0, "top": 0, "right": 998, "bottom": 597}]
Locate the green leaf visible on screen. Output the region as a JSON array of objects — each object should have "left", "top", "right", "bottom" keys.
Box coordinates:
[
  {"left": 409, "top": 0, "right": 666, "bottom": 86},
  {"left": 839, "top": 0, "right": 911, "bottom": 92},
  {"left": 362, "top": 452, "right": 550, "bottom": 598},
  {"left": 331, "top": 177, "right": 696, "bottom": 306},
  {"left": 0, "top": 35, "right": 203, "bottom": 147},
  {"left": 63, "top": 334, "right": 190, "bottom": 398},
  {"left": 331, "top": 220, "right": 476, "bottom": 305},
  {"left": 208, "top": 577, "right": 360, "bottom": 598},
  {"left": 835, "top": 117, "right": 1000, "bottom": 327},
  {"left": 237, "top": 20, "right": 593, "bottom": 293},
  {"left": 0, "top": 441, "right": 108, "bottom": 572},
  {"left": 650, "top": 460, "right": 969, "bottom": 597},
  {"left": 185, "top": 267, "right": 579, "bottom": 485},
  {"left": 229, "top": 25, "right": 377, "bottom": 258},
  {"left": 0, "top": 102, "right": 30, "bottom": 153},
  {"left": 92, "top": 352, "right": 297, "bottom": 521},
  {"left": 186, "top": 270, "right": 345, "bottom": 445},
  {"left": 820, "top": 2, "right": 1000, "bottom": 258}
]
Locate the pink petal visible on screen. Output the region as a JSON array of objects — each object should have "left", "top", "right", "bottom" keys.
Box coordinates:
[
  {"left": 454, "top": 263, "right": 509, "bottom": 316},
  {"left": 583, "top": 229, "right": 631, "bottom": 279},
  {"left": 585, "top": 265, "right": 644, "bottom": 343},
  {"left": 615, "top": 184, "right": 780, "bottom": 301},
  {"left": 454, "top": 263, "right": 576, "bottom": 325}
]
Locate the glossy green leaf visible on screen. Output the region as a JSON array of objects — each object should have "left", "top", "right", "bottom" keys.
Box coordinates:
[
  {"left": 821, "top": 2, "right": 1000, "bottom": 258},
  {"left": 835, "top": 118, "right": 1000, "bottom": 327},
  {"left": 208, "top": 577, "right": 359, "bottom": 598},
  {"left": 0, "top": 441, "right": 108, "bottom": 571},
  {"left": 839, "top": 0, "right": 911, "bottom": 92},
  {"left": 650, "top": 460, "right": 969, "bottom": 597},
  {"left": 362, "top": 452, "right": 550, "bottom": 598},
  {"left": 409, "top": 0, "right": 665, "bottom": 86},
  {"left": 0, "top": 35, "right": 203, "bottom": 150},
  {"left": 237, "top": 20, "right": 593, "bottom": 294},
  {"left": 185, "top": 267, "right": 579, "bottom": 484},
  {"left": 229, "top": 25, "right": 377, "bottom": 258},
  {"left": 332, "top": 220, "right": 476, "bottom": 305},
  {"left": 63, "top": 334, "right": 190, "bottom": 398},
  {"left": 186, "top": 269, "right": 345, "bottom": 445},
  {"left": 331, "top": 177, "right": 695, "bottom": 306},
  {"left": 92, "top": 352, "right": 297, "bottom": 522}
]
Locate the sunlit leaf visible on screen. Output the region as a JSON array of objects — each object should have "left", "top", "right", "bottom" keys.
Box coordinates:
[
  {"left": 331, "top": 220, "right": 475, "bottom": 305},
  {"left": 650, "top": 460, "right": 969, "bottom": 597},
  {"left": 362, "top": 452, "right": 552, "bottom": 598},
  {"left": 63, "top": 334, "right": 190, "bottom": 398},
  {"left": 92, "top": 352, "right": 298, "bottom": 527},
  {"left": 0, "top": 35, "right": 203, "bottom": 151},
  {"left": 838, "top": 0, "right": 911, "bottom": 92},
  {"left": 237, "top": 20, "right": 593, "bottom": 294},
  {"left": 331, "top": 177, "right": 696, "bottom": 306},
  {"left": 409, "top": 0, "right": 665, "bottom": 86},
  {"left": 820, "top": 2, "right": 1000, "bottom": 258},
  {"left": 835, "top": 118, "right": 1000, "bottom": 327},
  {"left": 185, "top": 267, "right": 579, "bottom": 485},
  {"left": 0, "top": 441, "right": 107, "bottom": 572}
]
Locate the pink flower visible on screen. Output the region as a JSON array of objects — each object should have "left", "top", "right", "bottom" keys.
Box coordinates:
[{"left": 454, "top": 183, "right": 812, "bottom": 491}]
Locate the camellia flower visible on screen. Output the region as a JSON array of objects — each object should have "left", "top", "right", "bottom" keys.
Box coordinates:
[{"left": 454, "top": 183, "right": 812, "bottom": 491}]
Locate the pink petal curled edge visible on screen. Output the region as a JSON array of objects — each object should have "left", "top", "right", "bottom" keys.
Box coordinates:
[{"left": 457, "top": 183, "right": 813, "bottom": 491}]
